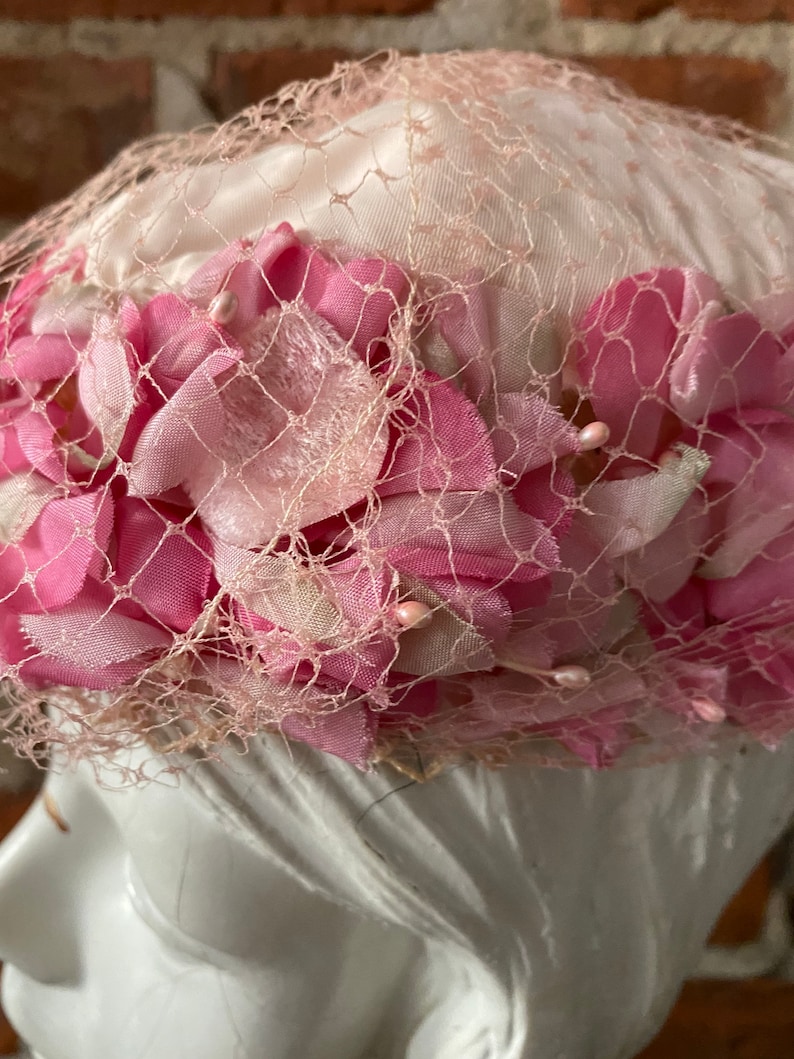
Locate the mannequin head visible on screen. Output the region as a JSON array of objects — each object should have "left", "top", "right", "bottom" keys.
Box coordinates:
[{"left": 2, "top": 734, "right": 794, "bottom": 1059}]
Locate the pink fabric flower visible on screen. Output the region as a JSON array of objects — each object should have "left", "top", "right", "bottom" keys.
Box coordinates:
[
  {"left": 129, "top": 225, "right": 409, "bottom": 547},
  {"left": 0, "top": 222, "right": 590, "bottom": 766},
  {"left": 577, "top": 267, "right": 794, "bottom": 740}
]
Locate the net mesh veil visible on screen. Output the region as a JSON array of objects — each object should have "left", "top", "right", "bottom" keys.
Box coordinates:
[{"left": 3, "top": 49, "right": 794, "bottom": 774}]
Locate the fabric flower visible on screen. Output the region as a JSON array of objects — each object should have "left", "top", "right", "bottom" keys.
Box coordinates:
[
  {"left": 0, "top": 222, "right": 594, "bottom": 765},
  {"left": 576, "top": 267, "right": 794, "bottom": 739}
]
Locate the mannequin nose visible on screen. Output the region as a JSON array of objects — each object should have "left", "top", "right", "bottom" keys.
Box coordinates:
[{"left": 0, "top": 788, "right": 83, "bottom": 984}]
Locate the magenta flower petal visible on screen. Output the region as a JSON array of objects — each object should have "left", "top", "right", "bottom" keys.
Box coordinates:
[
  {"left": 128, "top": 346, "right": 241, "bottom": 497},
  {"left": 1, "top": 489, "right": 113, "bottom": 614},
  {"left": 367, "top": 491, "right": 559, "bottom": 583},
  {"left": 577, "top": 268, "right": 720, "bottom": 458},
  {"left": 114, "top": 496, "right": 213, "bottom": 633},
  {"left": 378, "top": 373, "right": 497, "bottom": 497},
  {"left": 2, "top": 334, "right": 79, "bottom": 382},
  {"left": 670, "top": 311, "right": 784, "bottom": 423}
]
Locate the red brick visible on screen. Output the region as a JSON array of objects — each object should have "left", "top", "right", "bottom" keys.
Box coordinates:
[
  {"left": 677, "top": 0, "right": 794, "bottom": 19},
  {"left": 637, "top": 979, "right": 794, "bottom": 1058},
  {"left": 575, "top": 55, "right": 784, "bottom": 132},
  {"left": 0, "top": 790, "right": 36, "bottom": 1057},
  {"left": 562, "top": 0, "right": 794, "bottom": 19},
  {"left": 708, "top": 857, "right": 772, "bottom": 946},
  {"left": 0, "top": 1014, "right": 16, "bottom": 1057},
  {"left": 0, "top": 0, "right": 435, "bottom": 17},
  {"left": 210, "top": 49, "right": 355, "bottom": 119},
  {"left": 561, "top": 0, "right": 667, "bottom": 17},
  {"left": 0, "top": 55, "right": 152, "bottom": 219}
]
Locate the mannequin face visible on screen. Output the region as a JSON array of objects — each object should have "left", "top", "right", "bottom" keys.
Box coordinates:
[{"left": 0, "top": 750, "right": 413, "bottom": 1059}]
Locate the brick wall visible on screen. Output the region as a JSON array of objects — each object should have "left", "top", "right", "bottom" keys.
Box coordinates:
[
  {"left": 0, "top": 0, "right": 792, "bottom": 222},
  {"left": 1, "top": 1, "right": 794, "bottom": 1057}
]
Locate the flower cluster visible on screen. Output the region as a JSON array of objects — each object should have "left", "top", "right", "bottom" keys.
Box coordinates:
[
  {"left": 573, "top": 268, "right": 794, "bottom": 755},
  {"left": 0, "top": 225, "right": 587, "bottom": 766},
  {"left": 3, "top": 233, "right": 794, "bottom": 768}
]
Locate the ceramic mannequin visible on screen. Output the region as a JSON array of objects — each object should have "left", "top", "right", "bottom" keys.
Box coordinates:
[{"left": 1, "top": 736, "right": 793, "bottom": 1059}]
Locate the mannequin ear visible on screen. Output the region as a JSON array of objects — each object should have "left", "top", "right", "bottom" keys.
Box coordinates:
[{"left": 154, "top": 65, "right": 214, "bottom": 134}]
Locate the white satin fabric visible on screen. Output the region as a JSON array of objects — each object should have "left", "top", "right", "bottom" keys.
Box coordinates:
[{"left": 65, "top": 85, "right": 794, "bottom": 349}]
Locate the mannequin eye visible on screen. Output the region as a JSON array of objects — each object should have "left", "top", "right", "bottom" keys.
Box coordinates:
[{"left": 125, "top": 858, "right": 232, "bottom": 964}]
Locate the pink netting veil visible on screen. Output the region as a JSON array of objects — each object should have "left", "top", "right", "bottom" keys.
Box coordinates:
[{"left": 3, "top": 50, "right": 794, "bottom": 774}]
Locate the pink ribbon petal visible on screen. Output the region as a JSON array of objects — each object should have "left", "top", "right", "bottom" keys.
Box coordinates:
[
  {"left": 20, "top": 578, "right": 171, "bottom": 681},
  {"left": 307, "top": 255, "right": 408, "bottom": 359},
  {"left": 484, "top": 392, "right": 581, "bottom": 478},
  {"left": 621, "top": 492, "right": 710, "bottom": 603},
  {"left": 128, "top": 345, "right": 241, "bottom": 497},
  {"left": 142, "top": 293, "right": 235, "bottom": 395},
  {"left": 15, "top": 407, "right": 67, "bottom": 483},
  {"left": 706, "top": 523, "right": 794, "bottom": 624},
  {"left": 364, "top": 490, "right": 559, "bottom": 583},
  {"left": 670, "top": 311, "right": 784, "bottom": 423},
  {"left": 114, "top": 496, "right": 213, "bottom": 633},
  {"left": 280, "top": 703, "right": 376, "bottom": 768},
  {"left": 378, "top": 372, "right": 497, "bottom": 497},
  {"left": 1, "top": 488, "right": 113, "bottom": 614},
  {"left": 1, "top": 333, "right": 79, "bottom": 382},
  {"left": 185, "top": 309, "right": 388, "bottom": 546},
  {"left": 79, "top": 312, "right": 138, "bottom": 462},
  {"left": 699, "top": 410, "right": 794, "bottom": 578},
  {"left": 584, "top": 444, "right": 709, "bottom": 559},
  {"left": 576, "top": 268, "right": 721, "bottom": 458}
]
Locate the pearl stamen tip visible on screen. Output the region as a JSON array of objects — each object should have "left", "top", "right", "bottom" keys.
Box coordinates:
[
  {"left": 552, "top": 664, "right": 591, "bottom": 690},
  {"left": 209, "top": 290, "right": 239, "bottom": 325},
  {"left": 578, "top": 421, "right": 610, "bottom": 451},
  {"left": 691, "top": 695, "right": 726, "bottom": 723},
  {"left": 395, "top": 601, "right": 433, "bottom": 630}
]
